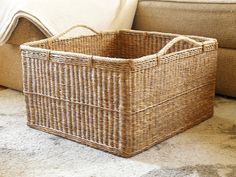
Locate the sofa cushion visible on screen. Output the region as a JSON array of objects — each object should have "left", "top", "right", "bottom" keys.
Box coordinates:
[{"left": 133, "top": 0, "right": 236, "bottom": 49}]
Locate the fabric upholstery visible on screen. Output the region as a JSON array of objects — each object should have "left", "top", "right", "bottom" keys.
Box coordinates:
[
  {"left": 7, "top": 18, "right": 45, "bottom": 45},
  {"left": 140, "top": 0, "right": 236, "bottom": 3},
  {"left": 216, "top": 48, "right": 236, "bottom": 97},
  {"left": 0, "top": 44, "right": 22, "bottom": 91},
  {"left": 0, "top": 19, "right": 46, "bottom": 91},
  {"left": 133, "top": 0, "right": 236, "bottom": 49}
]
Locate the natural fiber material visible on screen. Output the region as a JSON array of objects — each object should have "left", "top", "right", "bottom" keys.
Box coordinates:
[{"left": 20, "top": 28, "right": 218, "bottom": 157}]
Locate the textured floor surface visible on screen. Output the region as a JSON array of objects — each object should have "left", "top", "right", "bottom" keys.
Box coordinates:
[{"left": 0, "top": 88, "right": 236, "bottom": 177}]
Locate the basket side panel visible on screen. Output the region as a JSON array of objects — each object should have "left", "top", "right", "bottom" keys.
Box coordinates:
[
  {"left": 129, "top": 84, "right": 215, "bottom": 155},
  {"left": 128, "top": 50, "right": 217, "bottom": 154},
  {"left": 21, "top": 50, "right": 131, "bottom": 156},
  {"left": 131, "top": 50, "right": 217, "bottom": 110}
]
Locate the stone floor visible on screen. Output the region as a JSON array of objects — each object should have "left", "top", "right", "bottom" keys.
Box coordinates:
[{"left": 0, "top": 88, "right": 236, "bottom": 177}]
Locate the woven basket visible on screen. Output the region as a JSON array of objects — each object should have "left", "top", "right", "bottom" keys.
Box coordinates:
[{"left": 20, "top": 25, "right": 218, "bottom": 157}]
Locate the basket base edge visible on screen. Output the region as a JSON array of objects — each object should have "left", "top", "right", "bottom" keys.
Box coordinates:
[{"left": 27, "top": 111, "right": 213, "bottom": 158}]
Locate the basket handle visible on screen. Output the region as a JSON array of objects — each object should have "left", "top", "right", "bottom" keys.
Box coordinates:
[
  {"left": 157, "top": 36, "right": 203, "bottom": 57},
  {"left": 49, "top": 24, "right": 99, "bottom": 41},
  {"left": 24, "top": 24, "right": 99, "bottom": 45}
]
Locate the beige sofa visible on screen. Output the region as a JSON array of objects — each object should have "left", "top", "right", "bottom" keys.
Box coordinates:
[{"left": 1, "top": 0, "right": 236, "bottom": 97}]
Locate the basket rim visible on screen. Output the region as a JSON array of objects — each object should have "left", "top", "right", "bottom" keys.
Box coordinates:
[
  {"left": 20, "top": 45, "right": 209, "bottom": 66},
  {"left": 20, "top": 29, "right": 217, "bottom": 64}
]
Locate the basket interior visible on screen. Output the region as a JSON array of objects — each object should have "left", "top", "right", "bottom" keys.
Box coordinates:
[{"left": 33, "top": 31, "right": 201, "bottom": 59}]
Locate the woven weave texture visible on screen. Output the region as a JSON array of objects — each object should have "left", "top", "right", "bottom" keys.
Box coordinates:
[{"left": 21, "top": 30, "right": 217, "bottom": 157}]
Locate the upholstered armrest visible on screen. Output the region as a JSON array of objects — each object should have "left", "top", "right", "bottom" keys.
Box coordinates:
[{"left": 7, "top": 18, "right": 46, "bottom": 45}]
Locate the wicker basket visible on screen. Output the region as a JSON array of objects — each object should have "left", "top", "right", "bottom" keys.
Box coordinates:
[{"left": 20, "top": 25, "right": 218, "bottom": 157}]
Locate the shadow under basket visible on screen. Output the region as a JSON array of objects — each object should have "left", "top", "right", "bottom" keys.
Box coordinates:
[{"left": 20, "top": 27, "right": 218, "bottom": 157}]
